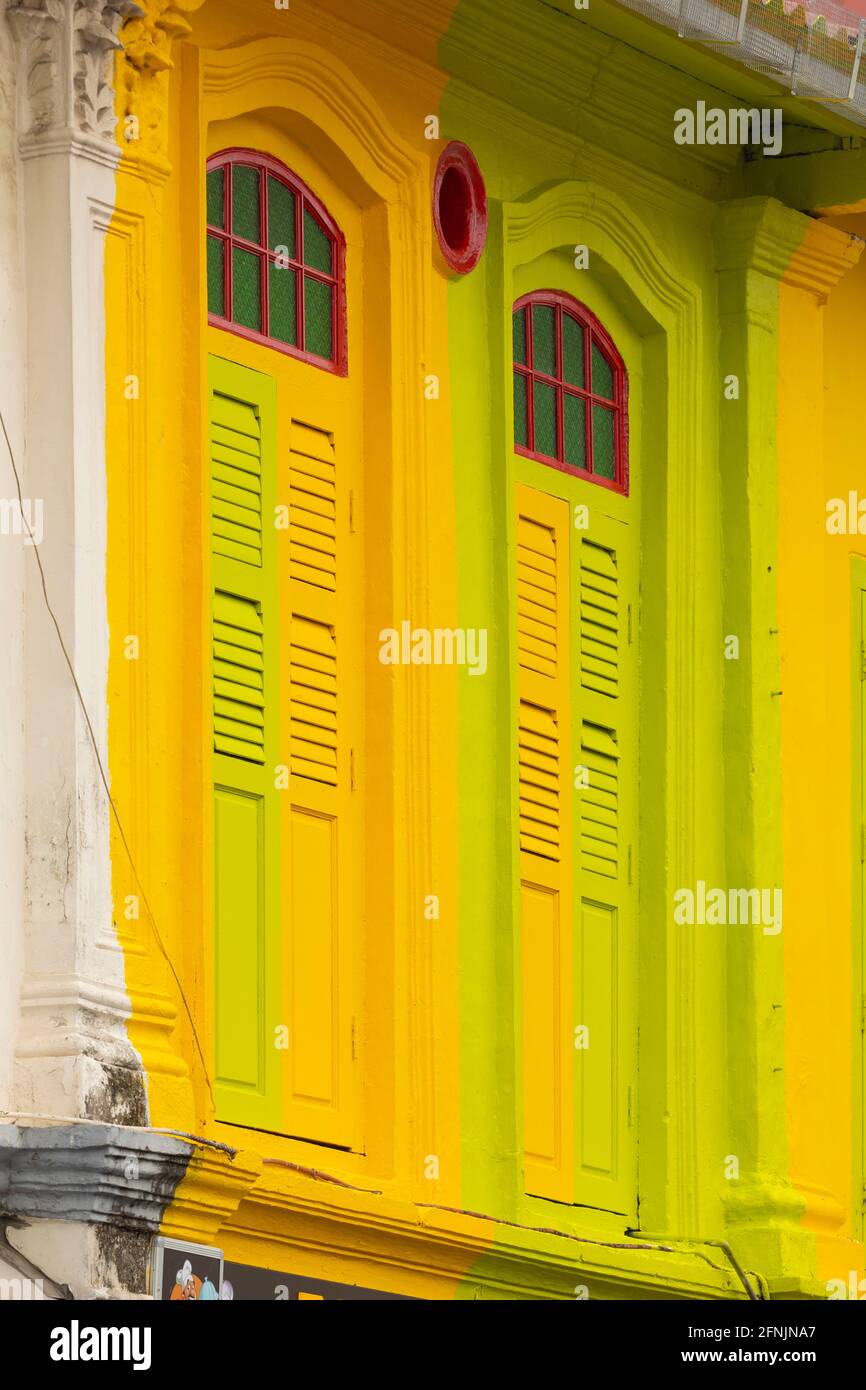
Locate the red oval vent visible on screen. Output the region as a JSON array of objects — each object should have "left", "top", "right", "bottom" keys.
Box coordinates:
[{"left": 432, "top": 141, "right": 488, "bottom": 275}]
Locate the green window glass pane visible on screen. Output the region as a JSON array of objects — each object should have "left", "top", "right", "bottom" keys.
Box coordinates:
[
  {"left": 514, "top": 371, "right": 528, "bottom": 448},
  {"left": 207, "top": 167, "right": 225, "bottom": 230},
  {"left": 593, "top": 404, "right": 616, "bottom": 480},
  {"left": 268, "top": 177, "right": 296, "bottom": 257},
  {"left": 304, "top": 275, "right": 333, "bottom": 360},
  {"left": 232, "top": 165, "right": 261, "bottom": 243},
  {"left": 563, "top": 313, "right": 584, "bottom": 388},
  {"left": 592, "top": 342, "right": 615, "bottom": 400},
  {"left": 533, "top": 380, "right": 557, "bottom": 458},
  {"left": 513, "top": 309, "right": 527, "bottom": 367},
  {"left": 531, "top": 304, "right": 556, "bottom": 376},
  {"left": 564, "top": 392, "right": 586, "bottom": 470},
  {"left": 207, "top": 235, "right": 225, "bottom": 317},
  {"left": 232, "top": 247, "right": 262, "bottom": 332},
  {"left": 303, "top": 207, "right": 333, "bottom": 274},
  {"left": 268, "top": 265, "right": 297, "bottom": 346}
]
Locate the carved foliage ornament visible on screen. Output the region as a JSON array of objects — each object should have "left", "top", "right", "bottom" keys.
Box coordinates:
[
  {"left": 116, "top": 0, "right": 204, "bottom": 156},
  {"left": 74, "top": 0, "right": 146, "bottom": 137},
  {"left": 7, "top": 0, "right": 150, "bottom": 140}
]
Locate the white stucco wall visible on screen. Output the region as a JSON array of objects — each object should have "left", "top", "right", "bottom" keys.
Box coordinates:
[{"left": 0, "top": 15, "right": 27, "bottom": 1116}]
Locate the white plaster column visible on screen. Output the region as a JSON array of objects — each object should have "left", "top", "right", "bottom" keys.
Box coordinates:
[
  {"left": 0, "top": 12, "right": 27, "bottom": 1118},
  {"left": 6, "top": 0, "right": 147, "bottom": 1123}
]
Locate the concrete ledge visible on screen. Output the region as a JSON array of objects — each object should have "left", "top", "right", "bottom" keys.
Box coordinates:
[{"left": 0, "top": 1122, "right": 193, "bottom": 1231}]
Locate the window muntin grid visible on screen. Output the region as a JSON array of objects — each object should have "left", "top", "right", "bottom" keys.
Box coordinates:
[
  {"left": 513, "top": 291, "right": 628, "bottom": 494},
  {"left": 206, "top": 149, "right": 346, "bottom": 374}
]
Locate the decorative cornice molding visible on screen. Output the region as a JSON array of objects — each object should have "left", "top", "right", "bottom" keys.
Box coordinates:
[
  {"left": 714, "top": 196, "right": 863, "bottom": 297},
  {"left": 436, "top": 0, "right": 743, "bottom": 196},
  {"left": 785, "top": 216, "right": 864, "bottom": 300},
  {"left": 715, "top": 198, "right": 814, "bottom": 279},
  {"left": 0, "top": 1123, "right": 192, "bottom": 1229},
  {"left": 502, "top": 179, "right": 700, "bottom": 322},
  {"left": 201, "top": 38, "right": 425, "bottom": 198},
  {"left": 159, "top": 1142, "right": 263, "bottom": 1247},
  {"left": 226, "top": 1167, "right": 747, "bottom": 1300},
  {"left": 745, "top": 141, "right": 866, "bottom": 217},
  {"left": 7, "top": 0, "right": 145, "bottom": 148}
]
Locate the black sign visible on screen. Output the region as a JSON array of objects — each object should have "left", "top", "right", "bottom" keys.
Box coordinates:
[{"left": 221, "top": 1262, "right": 414, "bottom": 1301}]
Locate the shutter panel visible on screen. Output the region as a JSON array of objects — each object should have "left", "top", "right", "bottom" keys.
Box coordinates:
[
  {"left": 516, "top": 484, "right": 573, "bottom": 1202},
  {"left": 209, "top": 356, "right": 280, "bottom": 1131},
  {"left": 572, "top": 512, "right": 636, "bottom": 1215},
  {"left": 516, "top": 483, "right": 636, "bottom": 1216},
  {"left": 280, "top": 415, "right": 356, "bottom": 1148}
]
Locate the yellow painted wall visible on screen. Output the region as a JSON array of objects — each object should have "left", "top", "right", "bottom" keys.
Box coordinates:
[
  {"left": 779, "top": 216, "right": 866, "bottom": 1282},
  {"left": 107, "top": 0, "right": 481, "bottom": 1296}
]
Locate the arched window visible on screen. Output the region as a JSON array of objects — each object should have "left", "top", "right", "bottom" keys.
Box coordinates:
[
  {"left": 206, "top": 148, "right": 346, "bottom": 373},
  {"left": 512, "top": 291, "right": 628, "bottom": 493}
]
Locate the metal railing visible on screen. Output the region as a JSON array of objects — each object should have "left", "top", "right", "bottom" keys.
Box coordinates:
[{"left": 616, "top": 0, "right": 866, "bottom": 124}]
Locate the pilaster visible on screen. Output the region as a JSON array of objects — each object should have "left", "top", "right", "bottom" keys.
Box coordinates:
[
  {"left": 713, "top": 196, "right": 861, "bottom": 1281},
  {"left": 7, "top": 0, "right": 145, "bottom": 1123}
]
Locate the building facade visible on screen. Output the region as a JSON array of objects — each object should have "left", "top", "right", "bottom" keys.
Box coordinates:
[{"left": 0, "top": 0, "right": 865, "bottom": 1299}]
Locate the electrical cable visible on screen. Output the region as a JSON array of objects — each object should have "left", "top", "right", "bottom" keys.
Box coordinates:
[{"left": 0, "top": 404, "right": 216, "bottom": 1112}]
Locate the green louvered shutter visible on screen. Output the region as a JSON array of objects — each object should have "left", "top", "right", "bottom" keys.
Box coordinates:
[
  {"left": 209, "top": 356, "right": 281, "bottom": 1130},
  {"left": 516, "top": 482, "right": 637, "bottom": 1216}
]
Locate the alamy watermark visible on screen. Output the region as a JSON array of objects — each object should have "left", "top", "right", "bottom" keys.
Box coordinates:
[
  {"left": 0, "top": 497, "right": 43, "bottom": 546},
  {"left": 827, "top": 492, "right": 866, "bottom": 533},
  {"left": 378, "top": 622, "right": 488, "bottom": 676},
  {"left": 0, "top": 1274, "right": 44, "bottom": 1300},
  {"left": 827, "top": 1272, "right": 866, "bottom": 1299},
  {"left": 50, "top": 1320, "right": 151, "bottom": 1371},
  {"left": 674, "top": 880, "right": 782, "bottom": 936},
  {"left": 674, "top": 101, "right": 782, "bottom": 157}
]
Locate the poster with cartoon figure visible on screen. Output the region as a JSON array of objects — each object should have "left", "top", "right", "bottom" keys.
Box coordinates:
[{"left": 150, "top": 1239, "right": 224, "bottom": 1302}]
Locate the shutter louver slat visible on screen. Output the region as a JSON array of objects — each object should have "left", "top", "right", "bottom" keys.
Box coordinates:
[
  {"left": 210, "top": 395, "right": 263, "bottom": 568},
  {"left": 580, "top": 539, "right": 619, "bottom": 699},
  {"left": 289, "top": 419, "right": 337, "bottom": 592},
  {"left": 517, "top": 512, "right": 562, "bottom": 859},
  {"left": 290, "top": 615, "right": 338, "bottom": 787},
  {"left": 579, "top": 721, "right": 619, "bottom": 879},
  {"left": 519, "top": 700, "right": 560, "bottom": 859},
  {"left": 213, "top": 590, "right": 266, "bottom": 764},
  {"left": 577, "top": 535, "right": 621, "bottom": 876}
]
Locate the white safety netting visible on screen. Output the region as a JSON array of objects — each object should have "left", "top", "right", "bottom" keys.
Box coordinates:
[{"left": 615, "top": 0, "right": 866, "bottom": 123}]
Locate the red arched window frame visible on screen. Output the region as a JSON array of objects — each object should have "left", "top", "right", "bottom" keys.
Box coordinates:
[
  {"left": 206, "top": 148, "right": 347, "bottom": 375},
  {"left": 513, "top": 291, "right": 628, "bottom": 495}
]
